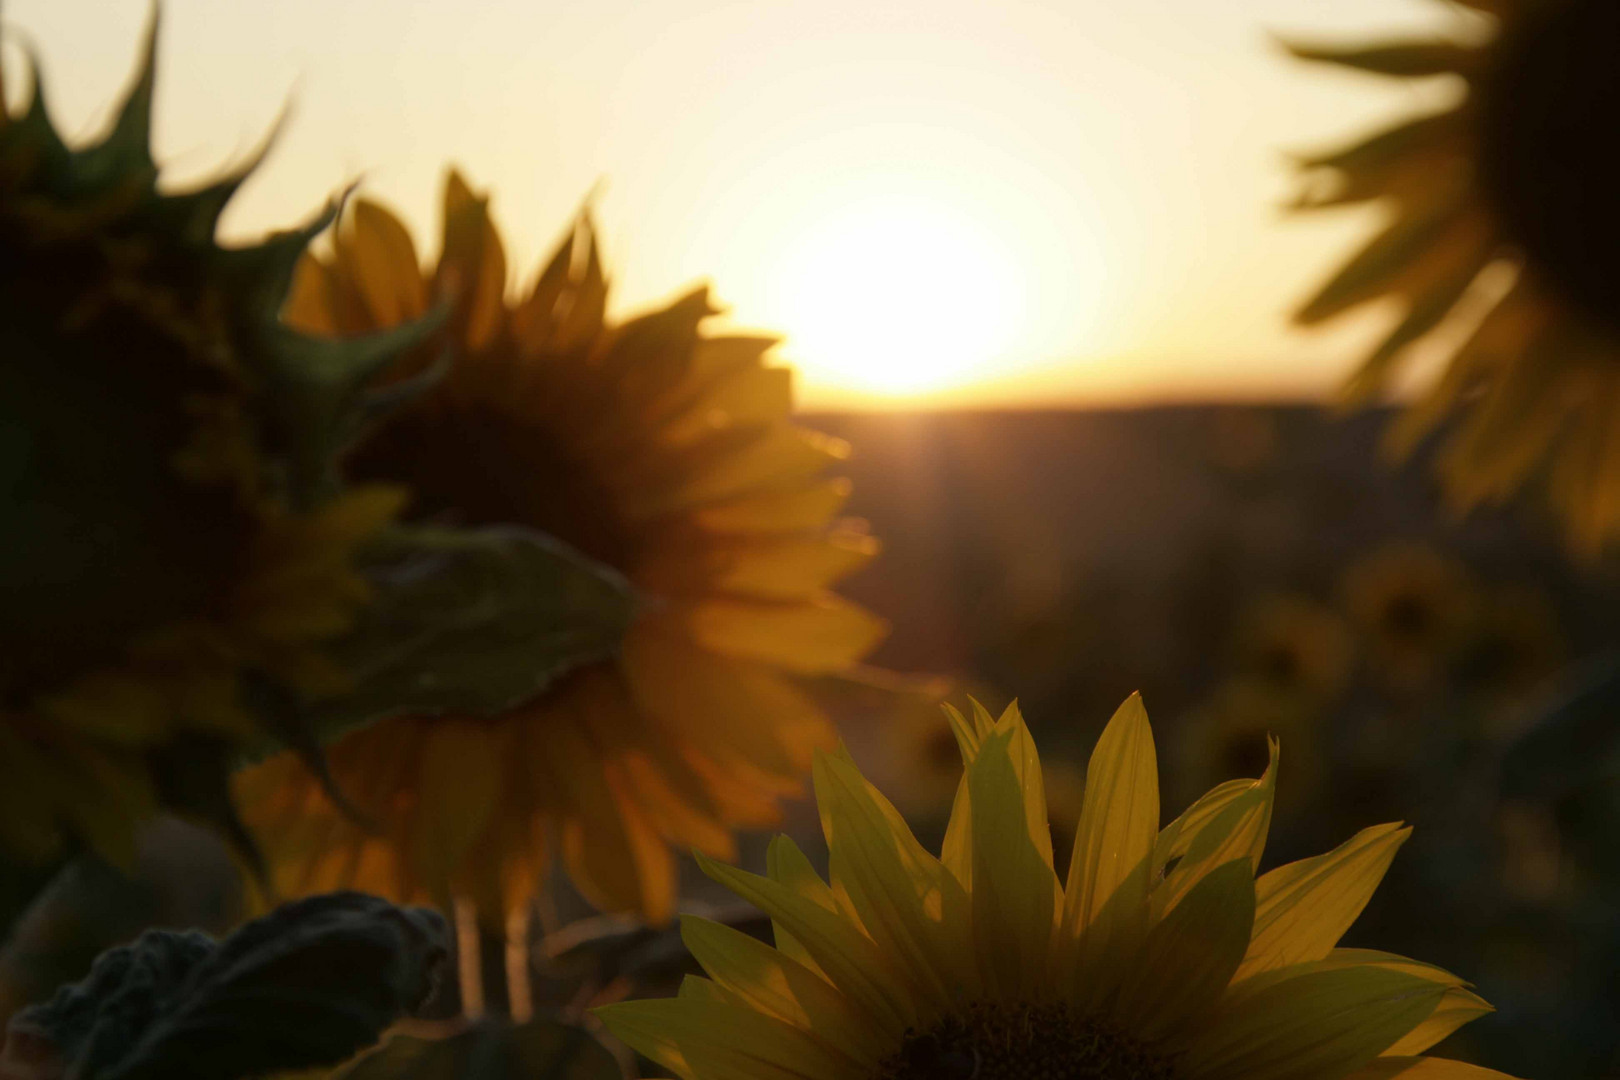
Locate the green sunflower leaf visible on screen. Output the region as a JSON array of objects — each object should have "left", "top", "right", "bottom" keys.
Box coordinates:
[
  {"left": 336, "top": 1018, "right": 619, "bottom": 1080},
  {"left": 301, "top": 524, "right": 636, "bottom": 744},
  {"left": 0, "top": 892, "right": 448, "bottom": 1080}
]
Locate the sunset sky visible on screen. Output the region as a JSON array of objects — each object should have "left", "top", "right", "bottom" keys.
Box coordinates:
[{"left": 8, "top": 0, "right": 1467, "bottom": 408}]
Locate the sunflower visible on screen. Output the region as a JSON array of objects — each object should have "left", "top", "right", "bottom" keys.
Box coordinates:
[
  {"left": 0, "top": 22, "right": 420, "bottom": 868},
  {"left": 1454, "top": 585, "right": 1564, "bottom": 718},
  {"left": 1288, "top": 0, "right": 1620, "bottom": 554},
  {"left": 1178, "top": 677, "right": 1325, "bottom": 820},
  {"left": 1233, "top": 593, "right": 1356, "bottom": 705},
  {"left": 598, "top": 694, "right": 1511, "bottom": 1080},
  {"left": 236, "top": 170, "right": 887, "bottom": 923},
  {"left": 1341, "top": 544, "right": 1477, "bottom": 694}
]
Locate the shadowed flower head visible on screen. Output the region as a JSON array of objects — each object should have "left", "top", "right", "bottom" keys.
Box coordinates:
[
  {"left": 236, "top": 170, "right": 887, "bottom": 923},
  {"left": 598, "top": 694, "right": 1513, "bottom": 1080},
  {"left": 0, "top": 20, "right": 421, "bottom": 869},
  {"left": 1287, "top": 0, "right": 1620, "bottom": 555}
]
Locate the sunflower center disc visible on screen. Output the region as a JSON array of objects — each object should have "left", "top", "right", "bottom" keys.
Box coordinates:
[
  {"left": 1478, "top": 0, "right": 1620, "bottom": 331},
  {"left": 875, "top": 1001, "right": 1176, "bottom": 1080},
  {"left": 348, "top": 397, "right": 633, "bottom": 570}
]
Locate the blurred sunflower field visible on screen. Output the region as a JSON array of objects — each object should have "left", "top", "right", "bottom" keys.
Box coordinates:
[{"left": 6, "top": 2, "right": 1620, "bottom": 1079}]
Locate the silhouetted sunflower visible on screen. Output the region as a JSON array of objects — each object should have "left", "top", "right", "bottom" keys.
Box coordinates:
[
  {"left": 599, "top": 695, "right": 1508, "bottom": 1080},
  {"left": 1289, "top": 0, "right": 1620, "bottom": 553},
  {"left": 237, "top": 171, "right": 887, "bottom": 922},
  {"left": 0, "top": 24, "right": 416, "bottom": 867}
]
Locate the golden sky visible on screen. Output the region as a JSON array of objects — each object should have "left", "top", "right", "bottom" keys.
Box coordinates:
[{"left": 9, "top": 0, "right": 1463, "bottom": 408}]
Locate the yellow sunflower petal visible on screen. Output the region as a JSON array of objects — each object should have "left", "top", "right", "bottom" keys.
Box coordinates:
[
  {"left": 696, "top": 851, "right": 916, "bottom": 1037},
  {"left": 993, "top": 701, "right": 1055, "bottom": 870},
  {"left": 1152, "top": 777, "right": 1255, "bottom": 869},
  {"left": 596, "top": 991, "right": 849, "bottom": 1080},
  {"left": 1064, "top": 692, "right": 1159, "bottom": 915},
  {"left": 1383, "top": 986, "right": 1493, "bottom": 1056},
  {"left": 813, "top": 748, "right": 975, "bottom": 1012},
  {"left": 684, "top": 595, "right": 889, "bottom": 674},
  {"left": 623, "top": 625, "right": 832, "bottom": 777},
  {"left": 939, "top": 776, "right": 974, "bottom": 892},
  {"left": 338, "top": 198, "right": 428, "bottom": 327},
  {"left": 692, "top": 480, "right": 853, "bottom": 533},
  {"left": 1177, "top": 964, "right": 1447, "bottom": 1080},
  {"left": 1236, "top": 822, "right": 1411, "bottom": 980},
  {"left": 619, "top": 747, "right": 736, "bottom": 859},
  {"left": 1345, "top": 1058, "right": 1523, "bottom": 1080},
  {"left": 966, "top": 727, "right": 1057, "bottom": 999},
  {"left": 436, "top": 168, "right": 508, "bottom": 351},
  {"left": 763, "top": 834, "right": 836, "bottom": 979},
  {"left": 712, "top": 530, "right": 880, "bottom": 600},
  {"left": 1061, "top": 693, "right": 1158, "bottom": 1003},
  {"left": 937, "top": 701, "right": 989, "bottom": 887},
  {"left": 1153, "top": 738, "right": 1277, "bottom": 919},
  {"left": 662, "top": 365, "right": 795, "bottom": 440},
  {"left": 592, "top": 999, "right": 697, "bottom": 1080},
  {"left": 284, "top": 251, "right": 346, "bottom": 334},
  {"left": 407, "top": 721, "right": 503, "bottom": 888},
  {"left": 679, "top": 915, "right": 890, "bottom": 1064},
  {"left": 509, "top": 222, "right": 574, "bottom": 350},
  {"left": 627, "top": 427, "right": 850, "bottom": 520},
  {"left": 1113, "top": 858, "right": 1255, "bottom": 1041},
  {"left": 552, "top": 723, "right": 675, "bottom": 922},
  {"left": 1325, "top": 948, "right": 1468, "bottom": 988}
]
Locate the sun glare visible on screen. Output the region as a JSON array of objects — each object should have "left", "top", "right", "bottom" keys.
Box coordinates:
[{"left": 767, "top": 195, "right": 1025, "bottom": 399}]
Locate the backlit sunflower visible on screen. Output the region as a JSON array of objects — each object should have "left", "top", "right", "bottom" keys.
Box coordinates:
[
  {"left": 0, "top": 23, "right": 418, "bottom": 868},
  {"left": 236, "top": 170, "right": 887, "bottom": 923},
  {"left": 599, "top": 694, "right": 1511, "bottom": 1080},
  {"left": 1288, "top": 0, "right": 1620, "bottom": 554}
]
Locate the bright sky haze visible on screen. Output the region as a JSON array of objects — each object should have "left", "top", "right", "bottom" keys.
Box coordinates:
[{"left": 8, "top": 0, "right": 1463, "bottom": 408}]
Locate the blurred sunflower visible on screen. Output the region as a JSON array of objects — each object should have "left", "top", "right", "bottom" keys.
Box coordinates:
[
  {"left": 1178, "top": 676, "right": 1325, "bottom": 819},
  {"left": 599, "top": 694, "right": 1509, "bottom": 1080},
  {"left": 864, "top": 691, "right": 986, "bottom": 820},
  {"left": 0, "top": 25, "right": 416, "bottom": 868},
  {"left": 236, "top": 170, "right": 887, "bottom": 923},
  {"left": 1341, "top": 544, "right": 1477, "bottom": 693},
  {"left": 1455, "top": 585, "right": 1565, "bottom": 719},
  {"left": 1288, "top": 0, "right": 1620, "bottom": 554},
  {"left": 1233, "top": 593, "right": 1356, "bottom": 704}
]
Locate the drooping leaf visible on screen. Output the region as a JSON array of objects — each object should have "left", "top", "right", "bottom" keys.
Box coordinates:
[
  {"left": 299, "top": 525, "right": 636, "bottom": 744},
  {"left": 337, "top": 1018, "right": 619, "bottom": 1080},
  {"left": 0, "top": 892, "right": 448, "bottom": 1080}
]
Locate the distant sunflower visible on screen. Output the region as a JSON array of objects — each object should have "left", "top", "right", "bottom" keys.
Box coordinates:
[
  {"left": 1233, "top": 593, "right": 1356, "bottom": 704},
  {"left": 1288, "top": 0, "right": 1620, "bottom": 554},
  {"left": 599, "top": 694, "right": 1510, "bottom": 1080},
  {"left": 1455, "top": 584, "right": 1565, "bottom": 712},
  {"left": 0, "top": 24, "right": 414, "bottom": 867},
  {"left": 1342, "top": 544, "right": 1477, "bottom": 693},
  {"left": 1179, "top": 677, "right": 1324, "bottom": 817},
  {"left": 867, "top": 693, "right": 982, "bottom": 820},
  {"left": 236, "top": 170, "right": 887, "bottom": 922}
]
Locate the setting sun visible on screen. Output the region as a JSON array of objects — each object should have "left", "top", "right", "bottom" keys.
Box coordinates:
[{"left": 765, "top": 195, "right": 1025, "bottom": 397}]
